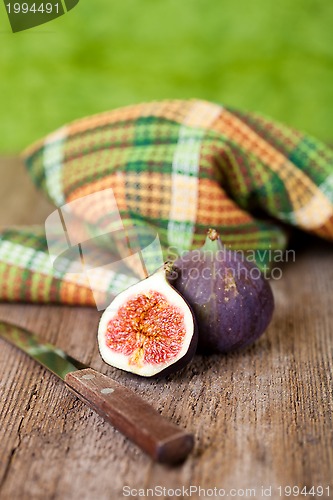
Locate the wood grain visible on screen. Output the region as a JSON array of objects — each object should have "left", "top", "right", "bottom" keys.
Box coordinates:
[
  {"left": 0, "top": 156, "right": 53, "bottom": 226},
  {"left": 65, "top": 368, "right": 194, "bottom": 464},
  {"left": 0, "top": 158, "right": 332, "bottom": 499}
]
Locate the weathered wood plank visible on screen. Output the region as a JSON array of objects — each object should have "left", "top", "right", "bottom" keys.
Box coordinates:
[
  {"left": 0, "top": 156, "right": 53, "bottom": 226},
  {"left": 0, "top": 158, "right": 332, "bottom": 499}
]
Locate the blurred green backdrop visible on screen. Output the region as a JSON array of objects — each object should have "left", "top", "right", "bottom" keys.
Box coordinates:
[{"left": 0, "top": 0, "right": 332, "bottom": 153}]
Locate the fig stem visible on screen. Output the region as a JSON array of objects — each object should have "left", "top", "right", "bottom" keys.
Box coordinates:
[
  {"left": 207, "top": 228, "right": 219, "bottom": 241},
  {"left": 163, "top": 261, "right": 174, "bottom": 276},
  {"left": 201, "top": 228, "right": 225, "bottom": 253}
]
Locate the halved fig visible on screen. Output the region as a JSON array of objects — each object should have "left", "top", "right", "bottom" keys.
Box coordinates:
[{"left": 98, "top": 267, "right": 197, "bottom": 377}]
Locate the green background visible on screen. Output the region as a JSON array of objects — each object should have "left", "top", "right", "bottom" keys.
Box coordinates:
[{"left": 0, "top": 0, "right": 332, "bottom": 153}]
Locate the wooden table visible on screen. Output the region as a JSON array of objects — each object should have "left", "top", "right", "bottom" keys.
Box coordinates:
[{"left": 0, "top": 157, "right": 332, "bottom": 500}]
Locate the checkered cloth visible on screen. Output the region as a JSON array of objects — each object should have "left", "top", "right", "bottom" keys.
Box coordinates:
[{"left": 0, "top": 99, "right": 332, "bottom": 306}]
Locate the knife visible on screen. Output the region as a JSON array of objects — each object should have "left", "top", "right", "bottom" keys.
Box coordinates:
[{"left": 0, "top": 320, "right": 194, "bottom": 464}]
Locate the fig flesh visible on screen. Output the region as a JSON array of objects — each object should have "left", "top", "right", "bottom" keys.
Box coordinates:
[
  {"left": 168, "top": 229, "right": 274, "bottom": 353},
  {"left": 98, "top": 267, "right": 197, "bottom": 377}
]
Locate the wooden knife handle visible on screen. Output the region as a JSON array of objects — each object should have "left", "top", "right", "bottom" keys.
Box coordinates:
[{"left": 64, "top": 368, "right": 194, "bottom": 464}]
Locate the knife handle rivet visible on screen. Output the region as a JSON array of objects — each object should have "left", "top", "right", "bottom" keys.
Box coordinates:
[
  {"left": 82, "top": 374, "right": 96, "bottom": 380},
  {"left": 100, "top": 388, "right": 114, "bottom": 394}
]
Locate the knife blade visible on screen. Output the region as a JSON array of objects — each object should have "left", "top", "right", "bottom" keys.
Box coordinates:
[{"left": 0, "top": 321, "right": 194, "bottom": 464}]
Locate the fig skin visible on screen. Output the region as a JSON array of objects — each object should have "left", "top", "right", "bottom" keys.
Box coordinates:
[
  {"left": 168, "top": 229, "right": 274, "bottom": 353},
  {"left": 98, "top": 267, "right": 198, "bottom": 378}
]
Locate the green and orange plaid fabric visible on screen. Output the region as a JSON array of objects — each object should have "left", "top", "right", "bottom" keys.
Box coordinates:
[{"left": 0, "top": 99, "right": 333, "bottom": 306}]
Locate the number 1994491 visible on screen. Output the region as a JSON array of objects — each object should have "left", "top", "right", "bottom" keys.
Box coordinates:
[{"left": 6, "top": 3, "right": 60, "bottom": 14}]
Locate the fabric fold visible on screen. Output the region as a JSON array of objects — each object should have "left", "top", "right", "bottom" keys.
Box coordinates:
[{"left": 0, "top": 99, "right": 332, "bottom": 306}]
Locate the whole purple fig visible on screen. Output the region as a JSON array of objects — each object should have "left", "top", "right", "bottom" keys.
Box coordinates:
[{"left": 168, "top": 229, "right": 274, "bottom": 353}]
